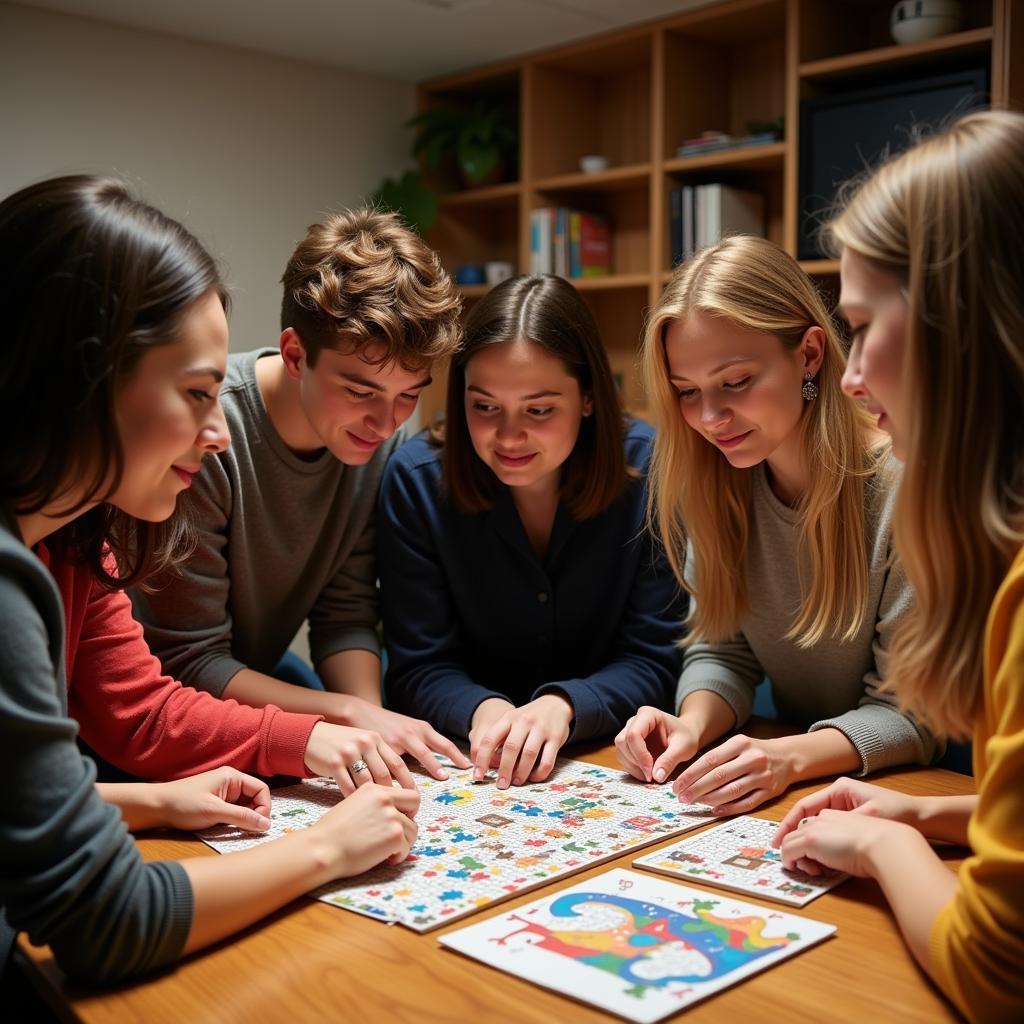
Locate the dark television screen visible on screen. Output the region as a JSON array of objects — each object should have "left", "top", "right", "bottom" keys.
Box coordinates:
[{"left": 798, "top": 67, "right": 989, "bottom": 259}]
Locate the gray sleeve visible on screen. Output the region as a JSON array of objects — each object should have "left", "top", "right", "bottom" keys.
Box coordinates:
[
  {"left": 808, "top": 555, "right": 940, "bottom": 772},
  {"left": 673, "top": 550, "right": 764, "bottom": 724},
  {"left": 0, "top": 571, "right": 193, "bottom": 983},
  {"left": 133, "top": 460, "right": 246, "bottom": 697},
  {"left": 307, "top": 435, "right": 404, "bottom": 667},
  {"left": 307, "top": 499, "right": 381, "bottom": 666},
  {"left": 676, "top": 631, "right": 764, "bottom": 725}
]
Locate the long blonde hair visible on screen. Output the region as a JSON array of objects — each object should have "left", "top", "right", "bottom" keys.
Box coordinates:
[
  {"left": 828, "top": 110, "right": 1024, "bottom": 739},
  {"left": 642, "top": 235, "right": 880, "bottom": 647}
]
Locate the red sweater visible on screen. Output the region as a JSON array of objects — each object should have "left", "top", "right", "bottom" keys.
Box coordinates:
[{"left": 42, "top": 547, "right": 322, "bottom": 780}]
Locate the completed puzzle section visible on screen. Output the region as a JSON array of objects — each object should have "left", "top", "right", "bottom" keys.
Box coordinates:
[
  {"left": 633, "top": 815, "right": 849, "bottom": 907},
  {"left": 199, "top": 758, "right": 718, "bottom": 932}
]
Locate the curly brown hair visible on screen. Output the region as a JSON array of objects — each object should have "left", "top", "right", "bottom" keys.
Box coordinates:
[{"left": 281, "top": 207, "right": 461, "bottom": 370}]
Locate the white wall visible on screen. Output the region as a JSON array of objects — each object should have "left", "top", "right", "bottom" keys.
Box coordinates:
[{"left": 0, "top": 2, "right": 416, "bottom": 351}]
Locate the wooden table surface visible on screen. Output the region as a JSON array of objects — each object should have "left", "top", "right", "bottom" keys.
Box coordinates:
[{"left": 19, "top": 742, "right": 973, "bottom": 1024}]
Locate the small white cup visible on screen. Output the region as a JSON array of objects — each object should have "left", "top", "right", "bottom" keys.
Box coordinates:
[
  {"left": 890, "top": 0, "right": 963, "bottom": 45},
  {"left": 485, "top": 260, "right": 514, "bottom": 286},
  {"left": 579, "top": 154, "right": 610, "bottom": 174}
]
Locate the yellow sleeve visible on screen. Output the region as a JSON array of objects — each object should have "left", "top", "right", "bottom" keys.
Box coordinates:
[{"left": 928, "top": 575, "right": 1024, "bottom": 1023}]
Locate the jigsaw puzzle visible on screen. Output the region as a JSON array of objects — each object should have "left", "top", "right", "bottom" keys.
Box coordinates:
[
  {"left": 439, "top": 867, "right": 836, "bottom": 1022},
  {"left": 199, "top": 758, "right": 718, "bottom": 931},
  {"left": 632, "top": 815, "right": 849, "bottom": 907}
]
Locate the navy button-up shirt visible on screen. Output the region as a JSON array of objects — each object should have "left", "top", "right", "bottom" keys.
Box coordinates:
[{"left": 378, "top": 420, "right": 686, "bottom": 741}]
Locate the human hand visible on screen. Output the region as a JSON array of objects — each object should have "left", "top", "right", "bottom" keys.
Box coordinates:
[
  {"left": 304, "top": 722, "right": 416, "bottom": 795},
  {"left": 778, "top": 807, "right": 925, "bottom": 878},
  {"left": 311, "top": 784, "right": 421, "bottom": 878},
  {"left": 470, "top": 695, "right": 573, "bottom": 787},
  {"left": 467, "top": 697, "right": 515, "bottom": 775},
  {"left": 337, "top": 697, "right": 471, "bottom": 780},
  {"left": 614, "top": 707, "right": 702, "bottom": 783},
  {"left": 773, "top": 777, "right": 926, "bottom": 847},
  {"left": 673, "top": 734, "right": 794, "bottom": 813},
  {"left": 153, "top": 767, "right": 272, "bottom": 832}
]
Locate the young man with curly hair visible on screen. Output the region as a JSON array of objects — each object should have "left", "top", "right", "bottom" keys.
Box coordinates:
[{"left": 133, "top": 208, "right": 470, "bottom": 778}]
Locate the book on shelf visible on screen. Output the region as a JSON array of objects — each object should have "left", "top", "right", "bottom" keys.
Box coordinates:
[
  {"left": 529, "top": 208, "right": 554, "bottom": 274},
  {"left": 675, "top": 131, "right": 780, "bottom": 159},
  {"left": 531, "top": 206, "right": 612, "bottom": 280},
  {"left": 669, "top": 184, "right": 764, "bottom": 266}
]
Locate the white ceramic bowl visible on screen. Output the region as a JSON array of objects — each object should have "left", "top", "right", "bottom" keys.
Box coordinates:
[
  {"left": 579, "top": 154, "right": 610, "bottom": 174},
  {"left": 890, "top": 0, "right": 963, "bottom": 45}
]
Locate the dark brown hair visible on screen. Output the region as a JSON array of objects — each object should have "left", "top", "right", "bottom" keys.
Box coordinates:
[
  {"left": 0, "top": 174, "right": 227, "bottom": 589},
  {"left": 441, "top": 274, "right": 633, "bottom": 519},
  {"left": 280, "top": 207, "right": 461, "bottom": 370}
]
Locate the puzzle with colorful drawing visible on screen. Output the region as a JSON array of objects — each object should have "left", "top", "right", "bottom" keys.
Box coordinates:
[{"left": 198, "top": 757, "right": 719, "bottom": 932}]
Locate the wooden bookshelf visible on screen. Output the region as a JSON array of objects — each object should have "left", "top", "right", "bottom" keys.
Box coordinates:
[
  {"left": 438, "top": 182, "right": 522, "bottom": 207},
  {"left": 663, "top": 141, "right": 787, "bottom": 174},
  {"left": 415, "top": 0, "right": 1020, "bottom": 421}
]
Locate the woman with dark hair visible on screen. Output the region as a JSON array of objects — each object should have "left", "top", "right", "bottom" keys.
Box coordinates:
[
  {"left": 378, "top": 274, "right": 684, "bottom": 787},
  {"left": 0, "top": 175, "right": 419, "bottom": 985}
]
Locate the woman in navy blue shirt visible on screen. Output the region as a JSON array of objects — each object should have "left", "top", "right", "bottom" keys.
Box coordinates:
[{"left": 378, "top": 274, "right": 684, "bottom": 789}]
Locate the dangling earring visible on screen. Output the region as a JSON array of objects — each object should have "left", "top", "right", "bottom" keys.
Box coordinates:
[{"left": 801, "top": 372, "right": 819, "bottom": 402}]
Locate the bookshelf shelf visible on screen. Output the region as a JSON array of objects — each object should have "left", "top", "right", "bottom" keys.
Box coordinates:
[
  {"left": 663, "top": 142, "right": 787, "bottom": 175},
  {"left": 568, "top": 273, "right": 650, "bottom": 291},
  {"left": 799, "top": 27, "right": 994, "bottom": 81},
  {"left": 458, "top": 284, "right": 491, "bottom": 297},
  {"left": 439, "top": 182, "right": 521, "bottom": 207},
  {"left": 534, "top": 164, "right": 651, "bottom": 193},
  {"left": 799, "top": 258, "right": 840, "bottom": 276}
]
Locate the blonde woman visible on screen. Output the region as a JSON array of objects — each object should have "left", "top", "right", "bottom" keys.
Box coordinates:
[
  {"left": 615, "top": 235, "right": 936, "bottom": 813},
  {"left": 776, "top": 110, "right": 1024, "bottom": 1022}
]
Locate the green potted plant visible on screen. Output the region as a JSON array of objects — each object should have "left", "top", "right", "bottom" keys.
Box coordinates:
[
  {"left": 408, "top": 98, "right": 518, "bottom": 188},
  {"left": 372, "top": 168, "right": 439, "bottom": 234}
]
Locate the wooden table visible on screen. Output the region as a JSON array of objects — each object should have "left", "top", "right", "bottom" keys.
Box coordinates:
[{"left": 19, "top": 744, "right": 973, "bottom": 1024}]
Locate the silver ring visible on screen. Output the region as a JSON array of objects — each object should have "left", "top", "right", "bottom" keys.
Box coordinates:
[{"left": 350, "top": 759, "right": 369, "bottom": 774}]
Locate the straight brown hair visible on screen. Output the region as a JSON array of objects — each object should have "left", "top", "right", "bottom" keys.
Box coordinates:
[
  {"left": 440, "top": 274, "right": 634, "bottom": 519},
  {"left": 0, "top": 174, "right": 227, "bottom": 589}
]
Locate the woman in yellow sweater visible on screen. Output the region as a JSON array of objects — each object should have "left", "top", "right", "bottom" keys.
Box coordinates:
[{"left": 774, "top": 109, "right": 1024, "bottom": 1021}]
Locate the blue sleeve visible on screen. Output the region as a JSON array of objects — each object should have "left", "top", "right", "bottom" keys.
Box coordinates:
[
  {"left": 534, "top": 508, "right": 685, "bottom": 742},
  {"left": 377, "top": 451, "right": 508, "bottom": 739}
]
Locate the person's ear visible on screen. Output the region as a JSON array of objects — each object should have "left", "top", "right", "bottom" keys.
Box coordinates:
[
  {"left": 280, "top": 328, "right": 307, "bottom": 380},
  {"left": 799, "top": 326, "right": 826, "bottom": 378},
  {"left": 582, "top": 392, "right": 594, "bottom": 417}
]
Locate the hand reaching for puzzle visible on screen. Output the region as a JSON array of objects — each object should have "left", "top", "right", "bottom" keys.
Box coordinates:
[
  {"left": 140, "top": 768, "right": 272, "bottom": 832},
  {"left": 469, "top": 694, "right": 573, "bottom": 788},
  {"left": 303, "top": 722, "right": 416, "bottom": 795},
  {"left": 614, "top": 707, "right": 702, "bottom": 783},
  {"left": 337, "top": 697, "right": 472, "bottom": 780},
  {"left": 776, "top": 806, "right": 928, "bottom": 879},
  {"left": 309, "top": 783, "right": 421, "bottom": 877},
  {"left": 672, "top": 734, "right": 795, "bottom": 814}
]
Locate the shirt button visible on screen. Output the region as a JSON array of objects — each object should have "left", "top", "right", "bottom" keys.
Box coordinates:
[{"left": 537, "top": 591, "right": 549, "bottom": 603}]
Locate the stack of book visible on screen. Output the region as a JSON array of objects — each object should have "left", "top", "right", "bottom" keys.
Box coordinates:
[
  {"left": 675, "top": 130, "right": 780, "bottom": 158},
  {"left": 669, "top": 184, "right": 764, "bottom": 266},
  {"left": 530, "top": 207, "right": 612, "bottom": 278}
]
